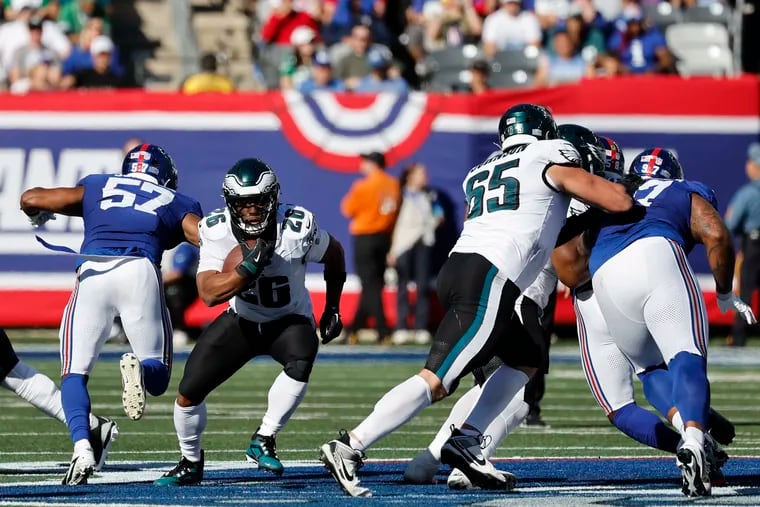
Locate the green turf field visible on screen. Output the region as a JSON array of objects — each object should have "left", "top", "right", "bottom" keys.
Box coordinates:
[{"left": 1, "top": 344, "right": 759, "bottom": 485}]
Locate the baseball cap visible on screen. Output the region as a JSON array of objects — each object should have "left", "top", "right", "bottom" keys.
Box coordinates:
[
  {"left": 367, "top": 47, "right": 391, "bottom": 69},
  {"left": 313, "top": 49, "right": 331, "bottom": 67},
  {"left": 90, "top": 35, "right": 114, "bottom": 55},
  {"left": 361, "top": 151, "right": 386, "bottom": 168},
  {"left": 290, "top": 25, "right": 316, "bottom": 46},
  {"left": 748, "top": 142, "right": 760, "bottom": 164}
]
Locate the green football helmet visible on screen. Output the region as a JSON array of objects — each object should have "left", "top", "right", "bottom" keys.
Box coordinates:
[
  {"left": 222, "top": 158, "right": 280, "bottom": 237},
  {"left": 557, "top": 124, "right": 605, "bottom": 175},
  {"left": 498, "top": 103, "right": 558, "bottom": 149}
]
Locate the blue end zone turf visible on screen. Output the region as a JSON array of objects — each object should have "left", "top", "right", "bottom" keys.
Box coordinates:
[{"left": 1, "top": 457, "right": 759, "bottom": 506}]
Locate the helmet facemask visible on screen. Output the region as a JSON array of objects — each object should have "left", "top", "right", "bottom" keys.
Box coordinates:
[{"left": 224, "top": 186, "right": 279, "bottom": 238}]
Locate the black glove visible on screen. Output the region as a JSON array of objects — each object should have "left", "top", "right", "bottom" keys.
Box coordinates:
[
  {"left": 235, "top": 239, "right": 274, "bottom": 280},
  {"left": 319, "top": 305, "right": 343, "bottom": 344},
  {"left": 620, "top": 173, "right": 645, "bottom": 197}
]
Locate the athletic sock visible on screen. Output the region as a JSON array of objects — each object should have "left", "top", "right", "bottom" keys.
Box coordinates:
[
  {"left": 668, "top": 352, "right": 709, "bottom": 428},
  {"left": 637, "top": 365, "right": 674, "bottom": 419},
  {"left": 612, "top": 402, "right": 680, "bottom": 453},
  {"left": 684, "top": 425, "right": 705, "bottom": 448},
  {"left": 482, "top": 387, "right": 529, "bottom": 459},
  {"left": 351, "top": 375, "right": 432, "bottom": 452},
  {"left": 258, "top": 371, "right": 308, "bottom": 437},
  {"left": 671, "top": 411, "right": 685, "bottom": 434},
  {"left": 2, "top": 361, "right": 66, "bottom": 423},
  {"left": 174, "top": 401, "right": 206, "bottom": 462},
  {"left": 427, "top": 384, "right": 481, "bottom": 460},
  {"left": 141, "top": 358, "right": 170, "bottom": 396},
  {"left": 461, "top": 365, "right": 529, "bottom": 435},
  {"left": 61, "top": 374, "right": 91, "bottom": 443}
]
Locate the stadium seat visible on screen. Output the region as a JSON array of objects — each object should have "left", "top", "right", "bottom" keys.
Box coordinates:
[
  {"left": 487, "top": 47, "right": 540, "bottom": 89},
  {"left": 492, "top": 46, "right": 541, "bottom": 72},
  {"left": 666, "top": 23, "right": 730, "bottom": 52},
  {"left": 644, "top": 2, "right": 683, "bottom": 31},
  {"left": 424, "top": 44, "right": 482, "bottom": 91},
  {"left": 682, "top": 4, "right": 732, "bottom": 25},
  {"left": 675, "top": 46, "right": 734, "bottom": 77},
  {"left": 489, "top": 68, "right": 535, "bottom": 89}
]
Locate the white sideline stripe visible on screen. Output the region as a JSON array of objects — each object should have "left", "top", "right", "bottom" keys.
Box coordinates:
[{"left": 433, "top": 114, "right": 760, "bottom": 134}]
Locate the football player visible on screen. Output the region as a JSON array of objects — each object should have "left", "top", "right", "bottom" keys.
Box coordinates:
[
  {"left": 20, "top": 143, "right": 203, "bottom": 485},
  {"left": 0, "top": 328, "right": 117, "bottom": 471},
  {"left": 154, "top": 158, "right": 346, "bottom": 486},
  {"left": 319, "top": 104, "right": 635, "bottom": 497},
  {"left": 587, "top": 148, "right": 755, "bottom": 497}
]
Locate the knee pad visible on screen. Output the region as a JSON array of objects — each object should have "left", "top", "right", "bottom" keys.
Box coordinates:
[{"left": 284, "top": 359, "right": 314, "bottom": 383}]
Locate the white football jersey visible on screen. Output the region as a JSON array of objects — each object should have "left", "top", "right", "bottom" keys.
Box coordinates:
[
  {"left": 451, "top": 138, "right": 580, "bottom": 291},
  {"left": 197, "top": 203, "right": 329, "bottom": 323},
  {"left": 517, "top": 259, "right": 557, "bottom": 310}
]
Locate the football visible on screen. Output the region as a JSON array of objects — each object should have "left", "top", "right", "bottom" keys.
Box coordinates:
[{"left": 222, "top": 239, "right": 258, "bottom": 273}]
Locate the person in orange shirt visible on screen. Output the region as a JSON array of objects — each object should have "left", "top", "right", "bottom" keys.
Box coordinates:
[{"left": 341, "top": 152, "right": 400, "bottom": 343}]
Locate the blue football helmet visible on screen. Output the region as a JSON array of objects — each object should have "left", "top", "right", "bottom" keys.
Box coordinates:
[
  {"left": 627, "top": 148, "right": 683, "bottom": 180},
  {"left": 599, "top": 136, "right": 625, "bottom": 181},
  {"left": 121, "top": 144, "right": 178, "bottom": 190}
]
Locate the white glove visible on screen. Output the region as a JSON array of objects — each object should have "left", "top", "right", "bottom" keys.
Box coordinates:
[
  {"left": 27, "top": 211, "right": 56, "bottom": 228},
  {"left": 716, "top": 292, "right": 757, "bottom": 325}
]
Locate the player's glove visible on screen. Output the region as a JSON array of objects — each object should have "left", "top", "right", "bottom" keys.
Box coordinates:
[
  {"left": 26, "top": 210, "right": 56, "bottom": 228},
  {"left": 619, "top": 173, "right": 645, "bottom": 197},
  {"left": 319, "top": 305, "right": 343, "bottom": 344},
  {"left": 235, "top": 239, "right": 274, "bottom": 280},
  {"left": 716, "top": 292, "right": 757, "bottom": 325}
]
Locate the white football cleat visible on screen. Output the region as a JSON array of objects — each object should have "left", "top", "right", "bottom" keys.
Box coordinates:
[
  {"left": 677, "top": 441, "right": 711, "bottom": 497},
  {"left": 120, "top": 353, "right": 146, "bottom": 420},
  {"left": 62, "top": 446, "right": 96, "bottom": 485},
  {"left": 89, "top": 415, "right": 119, "bottom": 471},
  {"left": 319, "top": 431, "right": 372, "bottom": 497},
  {"left": 447, "top": 467, "right": 517, "bottom": 490}
]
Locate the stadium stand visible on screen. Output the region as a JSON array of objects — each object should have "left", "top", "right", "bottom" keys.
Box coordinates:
[{"left": 666, "top": 23, "right": 734, "bottom": 77}]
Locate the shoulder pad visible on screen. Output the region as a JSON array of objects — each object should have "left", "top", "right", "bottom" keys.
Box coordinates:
[
  {"left": 199, "top": 208, "right": 232, "bottom": 242},
  {"left": 280, "top": 204, "right": 317, "bottom": 240}
]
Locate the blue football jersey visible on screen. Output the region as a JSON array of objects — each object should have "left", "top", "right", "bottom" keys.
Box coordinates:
[
  {"left": 589, "top": 179, "right": 717, "bottom": 275},
  {"left": 78, "top": 174, "right": 202, "bottom": 265}
]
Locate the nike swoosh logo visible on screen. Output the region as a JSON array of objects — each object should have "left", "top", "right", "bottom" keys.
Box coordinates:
[
  {"left": 337, "top": 452, "right": 354, "bottom": 481},
  {"left": 453, "top": 440, "right": 486, "bottom": 466}
]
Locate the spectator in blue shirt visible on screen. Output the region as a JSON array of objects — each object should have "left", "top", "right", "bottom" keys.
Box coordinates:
[
  {"left": 298, "top": 49, "right": 346, "bottom": 93},
  {"left": 353, "top": 46, "right": 409, "bottom": 93},
  {"left": 61, "top": 16, "right": 122, "bottom": 77},
  {"left": 724, "top": 142, "right": 760, "bottom": 346},
  {"left": 607, "top": 5, "right": 673, "bottom": 74}
]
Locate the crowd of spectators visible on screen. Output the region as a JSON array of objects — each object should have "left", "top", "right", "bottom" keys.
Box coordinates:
[
  {"left": 0, "top": 0, "right": 737, "bottom": 94},
  {"left": 250, "top": 0, "right": 733, "bottom": 92},
  {"left": 0, "top": 0, "right": 121, "bottom": 92}
]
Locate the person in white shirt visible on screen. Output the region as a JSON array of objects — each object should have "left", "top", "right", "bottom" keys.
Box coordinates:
[
  {"left": 0, "top": 0, "right": 70, "bottom": 78},
  {"left": 482, "top": 0, "right": 541, "bottom": 58}
]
